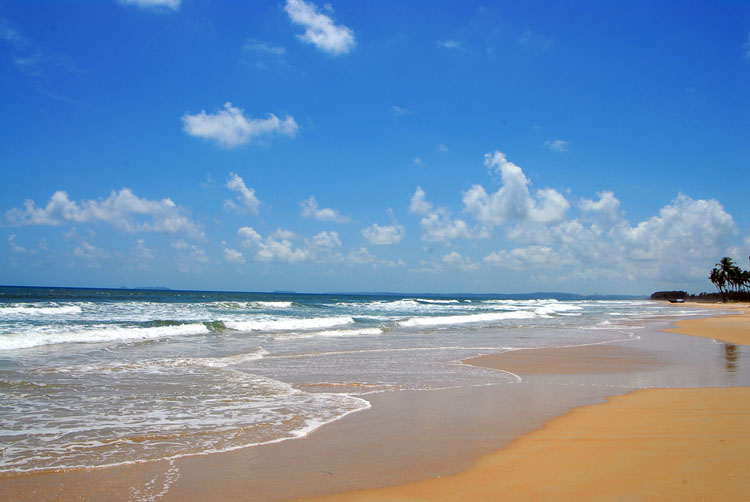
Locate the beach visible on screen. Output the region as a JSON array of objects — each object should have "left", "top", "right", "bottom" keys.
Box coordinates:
[
  {"left": 307, "top": 302, "right": 750, "bottom": 501},
  {"left": 1, "top": 297, "right": 748, "bottom": 501}
]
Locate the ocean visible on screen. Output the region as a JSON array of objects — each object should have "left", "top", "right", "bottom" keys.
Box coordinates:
[{"left": 0, "top": 286, "right": 712, "bottom": 474}]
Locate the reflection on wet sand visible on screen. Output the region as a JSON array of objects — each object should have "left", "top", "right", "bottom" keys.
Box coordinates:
[{"left": 724, "top": 343, "right": 739, "bottom": 373}]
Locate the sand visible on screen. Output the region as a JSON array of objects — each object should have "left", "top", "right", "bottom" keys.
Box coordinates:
[
  {"left": 2, "top": 305, "right": 748, "bottom": 501},
  {"left": 304, "top": 306, "right": 750, "bottom": 502},
  {"left": 664, "top": 302, "right": 750, "bottom": 345},
  {"left": 305, "top": 387, "right": 750, "bottom": 501}
]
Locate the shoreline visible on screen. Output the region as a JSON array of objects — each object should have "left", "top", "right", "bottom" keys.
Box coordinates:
[
  {"left": 302, "top": 304, "right": 750, "bottom": 501},
  {"left": 1, "top": 305, "right": 748, "bottom": 500}
]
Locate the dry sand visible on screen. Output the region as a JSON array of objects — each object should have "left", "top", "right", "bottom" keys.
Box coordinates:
[
  {"left": 305, "top": 306, "right": 750, "bottom": 502},
  {"left": 3, "top": 306, "right": 748, "bottom": 501},
  {"left": 306, "top": 387, "right": 750, "bottom": 501},
  {"left": 664, "top": 302, "right": 750, "bottom": 345}
]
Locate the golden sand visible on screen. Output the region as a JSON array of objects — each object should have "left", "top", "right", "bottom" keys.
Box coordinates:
[
  {"left": 665, "top": 302, "right": 750, "bottom": 345},
  {"left": 306, "top": 387, "right": 750, "bottom": 501},
  {"left": 305, "top": 306, "right": 750, "bottom": 502}
]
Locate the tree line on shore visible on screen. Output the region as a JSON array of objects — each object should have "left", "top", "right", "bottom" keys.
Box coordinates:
[
  {"left": 709, "top": 257, "right": 750, "bottom": 302},
  {"left": 651, "top": 256, "right": 750, "bottom": 303}
]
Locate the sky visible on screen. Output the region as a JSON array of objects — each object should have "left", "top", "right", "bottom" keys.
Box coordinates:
[{"left": 1, "top": 0, "right": 749, "bottom": 295}]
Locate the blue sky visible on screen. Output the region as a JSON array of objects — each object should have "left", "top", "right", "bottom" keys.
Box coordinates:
[{"left": 1, "top": 0, "right": 749, "bottom": 294}]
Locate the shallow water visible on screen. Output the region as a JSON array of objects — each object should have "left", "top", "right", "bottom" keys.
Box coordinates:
[{"left": 0, "top": 287, "right": 725, "bottom": 474}]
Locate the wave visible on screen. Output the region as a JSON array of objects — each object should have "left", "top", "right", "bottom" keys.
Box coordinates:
[
  {"left": 208, "top": 301, "right": 295, "bottom": 310},
  {"left": 224, "top": 316, "right": 355, "bottom": 332},
  {"left": 0, "top": 303, "right": 83, "bottom": 316},
  {"left": 179, "top": 347, "right": 269, "bottom": 368},
  {"left": 0, "top": 322, "right": 211, "bottom": 351},
  {"left": 414, "top": 298, "right": 461, "bottom": 304},
  {"left": 273, "top": 327, "right": 384, "bottom": 340},
  {"left": 398, "top": 310, "right": 537, "bottom": 328}
]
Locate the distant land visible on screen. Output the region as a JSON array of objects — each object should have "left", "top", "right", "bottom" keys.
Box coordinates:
[
  {"left": 119, "top": 286, "right": 173, "bottom": 291},
  {"left": 328, "top": 292, "right": 647, "bottom": 301}
]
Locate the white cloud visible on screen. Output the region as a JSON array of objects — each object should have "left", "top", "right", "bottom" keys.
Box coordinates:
[
  {"left": 409, "top": 187, "right": 433, "bottom": 216},
  {"left": 391, "top": 105, "right": 410, "bottom": 117},
  {"left": 413, "top": 157, "right": 425, "bottom": 166},
  {"left": 344, "top": 247, "right": 377, "bottom": 265},
  {"left": 409, "top": 187, "right": 475, "bottom": 242},
  {"left": 223, "top": 248, "right": 245, "bottom": 264},
  {"left": 307, "top": 230, "right": 342, "bottom": 250},
  {"left": 182, "top": 102, "right": 298, "bottom": 148},
  {"left": 300, "top": 195, "right": 350, "bottom": 222},
  {"left": 485, "top": 245, "right": 572, "bottom": 271},
  {"left": 437, "top": 144, "right": 449, "bottom": 153},
  {"left": 462, "top": 151, "right": 569, "bottom": 226},
  {"left": 239, "top": 226, "right": 309, "bottom": 263},
  {"left": 544, "top": 139, "right": 570, "bottom": 152},
  {"left": 8, "top": 234, "right": 35, "bottom": 254},
  {"left": 236, "top": 226, "right": 395, "bottom": 267},
  {"left": 224, "top": 173, "right": 261, "bottom": 214},
  {"left": 5, "top": 188, "right": 203, "bottom": 237},
  {"left": 119, "top": 0, "right": 180, "bottom": 10},
  {"left": 134, "top": 239, "right": 154, "bottom": 261},
  {"left": 242, "top": 39, "right": 289, "bottom": 70},
  {"left": 442, "top": 251, "right": 479, "bottom": 271},
  {"left": 579, "top": 191, "right": 621, "bottom": 223},
  {"left": 744, "top": 32, "right": 750, "bottom": 59},
  {"left": 615, "top": 194, "right": 733, "bottom": 269},
  {"left": 284, "top": 0, "right": 355, "bottom": 55},
  {"left": 438, "top": 40, "right": 465, "bottom": 51},
  {"left": 485, "top": 192, "right": 736, "bottom": 287},
  {"left": 242, "top": 39, "right": 287, "bottom": 57},
  {"left": 73, "top": 240, "right": 109, "bottom": 261},
  {"left": 361, "top": 223, "right": 405, "bottom": 245}
]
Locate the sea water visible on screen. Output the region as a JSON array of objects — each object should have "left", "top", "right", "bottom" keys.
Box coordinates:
[{"left": 0, "top": 286, "right": 713, "bottom": 474}]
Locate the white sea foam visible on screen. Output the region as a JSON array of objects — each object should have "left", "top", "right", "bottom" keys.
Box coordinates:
[
  {"left": 183, "top": 347, "right": 269, "bottom": 368},
  {"left": 415, "top": 298, "right": 461, "bottom": 304},
  {"left": 250, "top": 301, "right": 294, "bottom": 309},
  {"left": 274, "top": 327, "right": 384, "bottom": 340},
  {"left": 399, "top": 310, "right": 537, "bottom": 328},
  {"left": 0, "top": 323, "right": 210, "bottom": 351},
  {"left": 0, "top": 304, "right": 83, "bottom": 317},
  {"left": 224, "top": 316, "right": 355, "bottom": 332}
]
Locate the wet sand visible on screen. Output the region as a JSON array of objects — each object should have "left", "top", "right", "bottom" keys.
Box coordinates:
[
  {"left": 305, "top": 387, "right": 750, "bottom": 501},
  {"left": 464, "top": 343, "right": 661, "bottom": 375},
  {"left": 304, "top": 306, "right": 750, "bottom": 501},
  {"left": 2, "top": 307, "right": 748, "bottom": 501}
]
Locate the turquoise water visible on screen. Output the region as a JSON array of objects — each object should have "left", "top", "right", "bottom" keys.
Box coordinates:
[{"left": 0, "top": 286, "right": 714, "bottom": 473}]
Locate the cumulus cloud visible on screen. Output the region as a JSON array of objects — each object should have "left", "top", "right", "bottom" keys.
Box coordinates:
[
  {"left": 284, "top": 0, "right": 355, "bottom": 55},
  {"left": 485, "top": 192, "right": 735, "bottom": 286},
  {"left": 615, "top": 194, "right": 733, "bottom": 269},
  {"left": 224, "top": 173, "right": 261, "bottom": 214},
  {"left": 73, "top": 240, "right": 110, "bottom": 261},
  {"left": 462, "top": 151, "right": 569, "bottom": 226},
  {"left": 409, "top": 187, "right": 475, "bottom": 242},
  {"left": 223, "top": 248, "right": 245, "bottom": 264},
  {"left": 5, "top": 189, "right": 203, "bottom": 237},
  {"left": 442, "top": 251, "right": 479, "bottom": 271},
  {"left": 239, "top": 226, "right": 346, "bottom": 263},
  {"left": 239, "top": 226, "right": 309, "bottom": 263},
  {"left": 182, "top": 102, "right": 298, "bottom": 148},
  {"left": 544, "top": 139, "right": 570, "bottom": 152},
  {"left": 120, "top": 0, "right": 180, "bottom": 10},
  {"left": 361, "top": 223, "right": 405, "bottom": 245},
  {"left": 579, "top": 191, "right": 621, "bottom": 223},
  {"left": 300, "top": 196, "right": 350, "bottom": 222}
]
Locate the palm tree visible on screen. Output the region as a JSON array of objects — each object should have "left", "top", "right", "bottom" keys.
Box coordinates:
[{"left": 709, "top": 266, "right": 726, "bottom": 301}]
